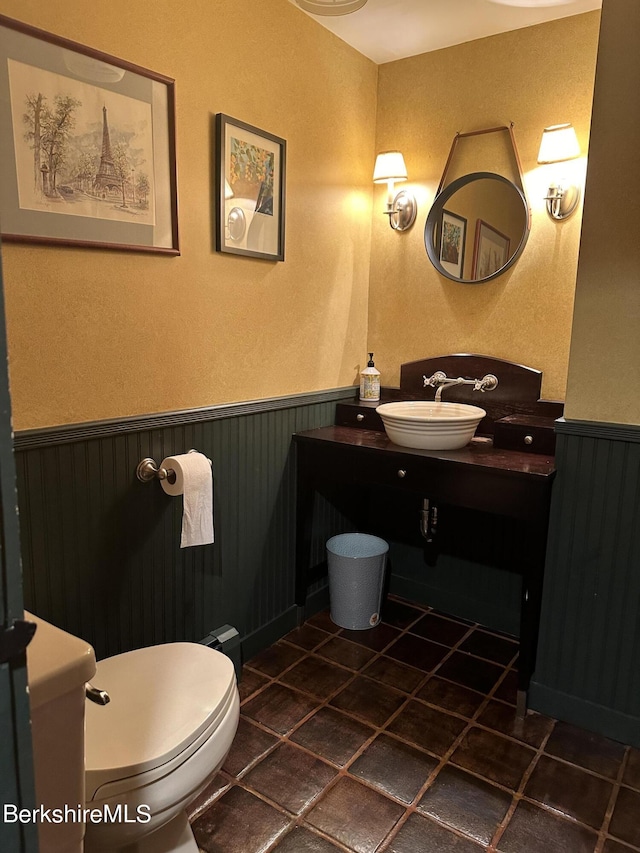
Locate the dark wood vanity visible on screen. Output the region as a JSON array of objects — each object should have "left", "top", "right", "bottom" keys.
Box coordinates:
[{"left": 293, "top": 355, "right": 563, "bottom": 713}]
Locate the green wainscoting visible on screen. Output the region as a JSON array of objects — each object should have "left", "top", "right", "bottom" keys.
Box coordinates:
[
  {"left": 530, "top": 419, "right": 640, "bottom": 748},
  {"left": 18, "top": 398, "right": 639, "bottom": 750},
  {"left": 13, "top": 390, "right": 353, "bottom": 662},
  {"left": 13, "top": 388, "right": 536, "bottom": 668}
]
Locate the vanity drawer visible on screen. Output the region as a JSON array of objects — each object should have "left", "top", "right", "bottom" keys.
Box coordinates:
[
  {"left": 309, "top": 443, "right": 427, "bottom": 493},
  {"left": 335, "top": 402, "right": 384, "bottom": 432},
  {"left": 493, "top": 415, "right": 556, "bottom": 455}
]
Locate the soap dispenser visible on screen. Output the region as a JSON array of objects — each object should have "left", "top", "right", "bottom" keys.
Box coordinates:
[{"left": 360, "top": 353, "right": 381, "bottom": 402}]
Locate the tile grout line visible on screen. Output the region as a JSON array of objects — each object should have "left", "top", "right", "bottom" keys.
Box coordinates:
[
  {"left": 376, "top": 646, "right": 528, "bottom": 853},
  {"left": 487, "top": 714, "right": 558, "bottom": 852},
  {"left": 194, "top": 601, "right": 637, "bottom": 853},
  {"left": 240, "top": 607, "right": 529, "bottom": 853},
  {"left": 595, "top": 745, "right": 631, "bottom": 853},
  {"left": 231, "top": 605, "right": 444, "bottom": 850},
  {"left": 280, "top": 627, "right": 442, "bottom": 852},
  {"left": 335, "top": 621, "right": 520, "bottom": 852}
]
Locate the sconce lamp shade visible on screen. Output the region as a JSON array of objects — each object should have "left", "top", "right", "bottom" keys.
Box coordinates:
[
  {"left": 537, "top": 123, "right": 581, "bottom": 164},
  {"left": 373, "top": 151, "right": 408, "bottom": 184},
  {"left": 224, "top": 180, "right": 234, "bottom": 200},
  {"left": 487, "top": 0, "right": 574, "bottom": 6},
  {"left": 295, "top": 0, "right": 368, "bottom": 15}
]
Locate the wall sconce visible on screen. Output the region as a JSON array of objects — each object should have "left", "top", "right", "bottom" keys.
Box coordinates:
[
  {"left": 373, "top": 151, "right": 417, "bottom": 231},
  {"left": 537, "top": 123, "right": 581, "bottom": 221}
]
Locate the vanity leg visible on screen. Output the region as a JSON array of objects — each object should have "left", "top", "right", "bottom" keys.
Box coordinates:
[
  {"left": 294, "top": 447, "right": 316, "bottom": 616},
  {"left": 517, "top": 575, "right": 533, "bottom": 717},
  {"left": 517, "top": 511, "right": 551, "bottom": 718},
  {"left": 516, "top": 689, "right": 527, "bottom": 720}
]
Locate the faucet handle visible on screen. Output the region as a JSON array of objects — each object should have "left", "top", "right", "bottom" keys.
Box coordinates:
[
  {"left": 475, "top": 374, "right": 498, "bottom": 392},
  {"left": 423, "top": 370, "right": 447, "bottom": 388}
]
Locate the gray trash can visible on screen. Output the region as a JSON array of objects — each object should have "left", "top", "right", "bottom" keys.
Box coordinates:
[{"left": 326, "top": 533, "right": 389, "bottom": 630}]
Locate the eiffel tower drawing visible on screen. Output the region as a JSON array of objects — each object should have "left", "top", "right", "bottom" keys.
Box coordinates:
[{"left": 93, "top": 106, "right": 121, "bottom": 196}]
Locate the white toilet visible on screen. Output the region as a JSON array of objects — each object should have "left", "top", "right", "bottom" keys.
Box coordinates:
[
  {"left": 26, "top": 612, "right": 239, "bottom": 853},
  {"left": 83, "top": 642, "right": 239, "bottom": 853}
]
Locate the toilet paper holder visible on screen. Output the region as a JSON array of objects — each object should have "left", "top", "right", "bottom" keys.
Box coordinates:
[{"left": 136, "top": 450, "right": 212, "bottom": 484}]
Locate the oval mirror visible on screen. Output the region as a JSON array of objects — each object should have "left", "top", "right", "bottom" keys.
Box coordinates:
[{"left": 424, "top": 171, "right": 529, "bottom": 283}]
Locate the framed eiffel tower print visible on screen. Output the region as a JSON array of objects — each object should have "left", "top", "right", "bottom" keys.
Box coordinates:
[{"left": 0, "top": 15, "right": 179, "bottom": 254}]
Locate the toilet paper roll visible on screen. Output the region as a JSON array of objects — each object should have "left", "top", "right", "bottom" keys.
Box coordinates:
[{"left": 160, "top": 453, "right": 214, "bottom": 548}]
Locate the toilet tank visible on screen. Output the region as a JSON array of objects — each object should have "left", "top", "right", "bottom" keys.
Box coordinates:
[{"left": 26, "top": 611, "right": 96, "bottom": 853}]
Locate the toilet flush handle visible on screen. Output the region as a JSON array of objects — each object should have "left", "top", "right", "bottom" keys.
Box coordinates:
[{"left": 86, "top": 683, "right": 111, "bottom": 705}]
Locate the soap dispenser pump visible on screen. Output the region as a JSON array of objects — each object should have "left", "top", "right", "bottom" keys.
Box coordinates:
[{"left": 360, "top": 353, "right": 381, "bottom": 402}]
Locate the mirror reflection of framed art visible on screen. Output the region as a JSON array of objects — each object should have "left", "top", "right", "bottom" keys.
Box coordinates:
[
  {"left": 472, "top": 219, "right": 511, "bottom": 280},
  {"left": 439, "top": 209, "right": 467, "bottom": 279}
]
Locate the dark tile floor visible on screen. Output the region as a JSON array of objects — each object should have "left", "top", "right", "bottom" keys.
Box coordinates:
[{"left": 187, "top": 596, "right": 640, "bottom": 853}]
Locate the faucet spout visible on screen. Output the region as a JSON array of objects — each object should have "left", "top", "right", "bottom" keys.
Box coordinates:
[
  {"left": 423, "top": 371, "right": 499, "bottom": 402},
  {"left": 434, "top": 377, "right": 467, "bottom": 402}
]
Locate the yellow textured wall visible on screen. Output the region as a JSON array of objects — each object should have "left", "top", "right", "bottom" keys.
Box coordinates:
[
  {"left": 0, "top": 0, "right": 377, "bottom": 429},
  {"left": 369, "top": 13, "right": 600, "bottom": 401},
  {"left": 565, "top": 0, "right": 640, "bottom": 425}
]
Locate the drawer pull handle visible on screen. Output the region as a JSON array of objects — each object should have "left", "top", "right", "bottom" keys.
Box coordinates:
[
  {"left": 356, "top": 414, "right": 365, "bottom": 422},
  {"left": 397, "top": 469, "right": 407, "bottom": 478},
  {"left": 524, "top": 435, "right": 534, "bottom": 445}
]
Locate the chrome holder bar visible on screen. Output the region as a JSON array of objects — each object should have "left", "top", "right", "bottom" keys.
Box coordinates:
[
  {"left": 136, "top": 457, "right": 174, "bottom": 483},
  {"left": 136, "top": 450, "right": 212, "bottom": 484}
]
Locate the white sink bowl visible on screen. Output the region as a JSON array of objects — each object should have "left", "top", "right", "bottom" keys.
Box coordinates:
[{"left": 376, "top": 401, "right": 486, "bottom": 450}]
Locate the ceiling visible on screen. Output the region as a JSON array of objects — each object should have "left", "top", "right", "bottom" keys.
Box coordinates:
[{"left": 288, "top": 0, "right": 602, "bottom": 64}]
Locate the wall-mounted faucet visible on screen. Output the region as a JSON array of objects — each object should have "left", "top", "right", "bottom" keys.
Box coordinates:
[{"left": 423, "top": 370, "right": 499, "bottom": 402}]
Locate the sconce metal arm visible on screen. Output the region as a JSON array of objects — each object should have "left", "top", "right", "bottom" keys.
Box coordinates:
[
  {"left": 385, "top": 189, "right": 417, "bottom": 231},
  {"left": 543, "top": 183, "right": 580, "bottom": 221}
]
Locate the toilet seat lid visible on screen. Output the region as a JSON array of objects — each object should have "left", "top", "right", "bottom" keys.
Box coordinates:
[{"left": 85, "top": 643, "right": 236, "bottom": 786}]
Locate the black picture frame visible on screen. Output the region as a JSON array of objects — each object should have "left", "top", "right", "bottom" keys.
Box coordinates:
[
  {"left": 215, "top": 113, "right": 286, "bottom": 261},
  {"left": 439, "top": 208, "right": 467, "bottom": 279}
]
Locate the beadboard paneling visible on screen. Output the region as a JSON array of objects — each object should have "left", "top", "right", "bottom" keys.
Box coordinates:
[
  {"left": 14, "top": 391, "right": 352, "bottom": 661},
  {"left": 531, "top": 421, "right": 640, "bottom": 747}
]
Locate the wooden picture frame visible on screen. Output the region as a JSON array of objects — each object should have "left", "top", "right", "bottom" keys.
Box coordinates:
[
  {"left": 0, "top": 14, "right": 179, "bottom": 254},
  {"left": 439, "top": 209, "right": 467, "bottom": 279},
  {"left": 215, "top": 113, "right": 286, "bottom": 261},
  {"left": 472, "top": 220, "right": 510, "bottom": 280}
]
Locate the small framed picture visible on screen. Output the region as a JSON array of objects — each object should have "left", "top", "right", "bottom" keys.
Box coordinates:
[
  {"left": 215, "top": 113, "right": 286, "bottom": 261},
  {"left": 472, "top": 220, "right": 511, "bottom": 280},
  {"left": 439, "top": 209, "right": 467, "bottom": 278},
  {"left": 0, "top": 14, "right": 179, "bottom": 254}
]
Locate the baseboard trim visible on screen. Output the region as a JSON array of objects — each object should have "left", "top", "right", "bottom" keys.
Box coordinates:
[
  {"left": 389, "top": 575, "right": 519, "bottom": 637},
  {"left": 240, "top": 585, "right": 330, "bottom": 664},
  {"left": 241, "top": 608, "right": 298, "bottom": 664},
  {"left": 528, "top": 681, "right": 640, "bottom": 749}
]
